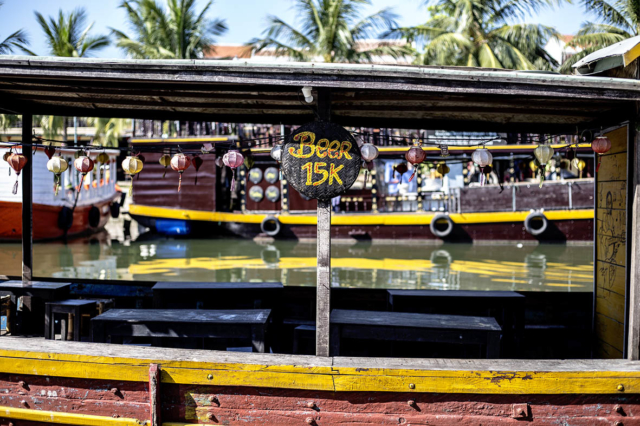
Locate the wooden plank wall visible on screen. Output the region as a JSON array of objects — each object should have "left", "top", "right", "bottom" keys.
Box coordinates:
[{"left": 595, "top": 125, "right": 629, "bottom": 358}]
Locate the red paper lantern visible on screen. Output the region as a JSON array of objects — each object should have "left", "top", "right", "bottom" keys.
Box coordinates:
[
  {"left": 192, "top": 156, "right": 204, "bottom": 185},
  {"left": 592, "top": 136, "right": 612, "bottom": 172},
  {"left": 405, "top": 145, "right": 426, "bottom": 182},
  {"left": 223, "top": 151, "right": 244, "bottom": 191},
  {"left": 8, "top": 153, "right": 27, "bottom": 194},
  {"left": 170, "top": 153, "right": 191, "bottom": 192},
  {"left": 74, "top": 156, "right": 95, "bottom": 192},
  {"left": 44, "top": 146, "right": 56, "bottom": 160},
  {"left": 394, "top": 162, "right": 408, "bottom": 178}
]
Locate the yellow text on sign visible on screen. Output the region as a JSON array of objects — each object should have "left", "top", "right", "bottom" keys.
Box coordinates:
[
  {"left": 289, "top": 132, "right": 353, "bottom": 160},
  {"left": 302, "top": 162, "right": 344, "bottom": 186}
]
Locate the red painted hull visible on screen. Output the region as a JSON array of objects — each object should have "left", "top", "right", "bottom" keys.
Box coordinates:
[
  {"left": 0, "top": 374, "right": 638, "bottom": 425},
  {"left": 0, "top": 199, "right": 115, "bottom": 241}
]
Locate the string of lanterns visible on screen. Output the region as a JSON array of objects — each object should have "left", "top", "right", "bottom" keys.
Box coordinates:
[{"left": 0, "top": 130, "right": 611, "bottom": 197}]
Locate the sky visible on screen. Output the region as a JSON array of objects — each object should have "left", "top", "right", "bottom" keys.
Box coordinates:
[{"left": 0, "top": 0, "right": 592, "bottom": 59}]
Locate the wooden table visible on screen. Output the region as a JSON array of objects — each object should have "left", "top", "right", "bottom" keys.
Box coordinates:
[
  {"left": 0, "top": 281, "right": 70, "bottom": 336},
  {"left": 91, "top": 309, "right": 271, "bottom": 352},
  {"left": 330, "top": 309, "right": 502, "bottom": 358},
  {"left": 152, "top": 282, "right": 283, "bottom": 309},
  {"left": 45, "top": 300, "right": 97, "bottom": 341},
  {"left": 387, "top": 289, "right": 525, "bottom": 357}
]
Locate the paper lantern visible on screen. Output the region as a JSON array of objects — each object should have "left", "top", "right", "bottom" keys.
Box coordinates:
[
  {"left": 73, "top": 156, "right": 94, "bottom": 192},
  {"left": 3, "top": 151, "right": 11, "bottom": 176},
  {"left": 223, "top": 151, "right": 244, "bottom": 192},
  {"left": 122, "top": 156, "right": 143, "bottom": 176},
  {"left": 47, "top": 156, "right": 68, "bottom": 195},
  {"left": 436, "top": 163, "right": 450, "bottom": 176},
  {"left": 405, "top": 145, "right": 426, "bottom": 182},
  {"left": 44, "top": 146, "right": 56, "bottom": 160},
  {"left": 592, "top": 136, "right": 612, "bottom": 172},
  {"left": 361, "top": 143, "right": 379, "bottom": 162},
  {"left": 8, "top": 153, "right": 27, "bottom": 194},
  {"left": 394, "top": 162, "right": 408, "bottom": 179},
  {"left": 192, "top": 156, "right": 204, "bottom": 185},
  {"left": 159, "top": 154, "right": 171, "bottom": 178},
  {"left": 472, "top": 148, "right": 492, "bottom": 168},
  {"left": 534, "top": 145, "right": 554, "bottom": 187},
  {"left": 170, "top": 153, "right": 192, "bottom": 192},
  {"left": 96, "top": 152, "right": 109, "bottom": 164},
  {"left": 270, "top": 144, "right": 283, "bottom": 162}
]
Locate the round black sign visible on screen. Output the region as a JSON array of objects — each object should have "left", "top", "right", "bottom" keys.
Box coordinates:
[{"left": 281, "top": 121, "right": 361, "bottom": 201}]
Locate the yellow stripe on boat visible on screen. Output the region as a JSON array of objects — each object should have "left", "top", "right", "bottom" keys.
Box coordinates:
[
  {"left": 0, "top": 406, "right": 147, "bottom": 426},
  {"left": 129, "top": 204, "right": 594, "bottom": 226},
  {"left": 250, "top": 143, "right": 593, "bottom": 154},
  {"left": 0, "top": 346, "right": 636, "bottom": 394}
]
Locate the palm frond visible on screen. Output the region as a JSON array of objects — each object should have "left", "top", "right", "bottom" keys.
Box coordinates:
[
  {"left": 580, "top": 0, "right": 635, "bottom": 33},
  {"left": 0, "top": 29, "right": 31, "bottom": 55}
]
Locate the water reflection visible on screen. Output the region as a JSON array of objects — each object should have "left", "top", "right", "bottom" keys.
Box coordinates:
[{"left": 0, "top": 234, "right": 593, "bottom": 292}]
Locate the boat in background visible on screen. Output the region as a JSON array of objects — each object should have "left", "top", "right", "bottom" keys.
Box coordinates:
[
  {"left": 0, "top": 147, "right": 120, "bottom": 240},
  {"left": 128, "top": 137, "right": 595, "bottom": 243}
]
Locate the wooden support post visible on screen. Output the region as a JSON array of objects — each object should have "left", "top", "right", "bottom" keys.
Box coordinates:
[
  {"left": 316, "top": 199, "right": 331, "bottom": 357},
  {"left": 21, "top": 114, "right": 33, "bottom": 284},
  {"left": 628, "top": 119, "right": 640, "bottom": 360},
  {"left": 149, "top": 363, "right": 160, "bottom": 426},
  {"left": 316, "top": 87, "right": 332, "bottom": 357}
]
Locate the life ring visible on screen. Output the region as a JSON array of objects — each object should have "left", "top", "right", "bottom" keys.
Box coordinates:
[
  {"left": 524, "top": 212, "right": 548, "bottom": 236},
  {"left": 430, "top": 213, "right": 454, "bottom": 238},
  {"left": 88, "top": 206, "right": 101, "bottom": 228},
  {"left": 110, "top": 202, "right": 121, "bottom": 219},
  {"left": 261, "top": 216, "right": 281, "bottom": 237},
  {"left": 57, "top": 206, "right": 74, "bottom": 231}
]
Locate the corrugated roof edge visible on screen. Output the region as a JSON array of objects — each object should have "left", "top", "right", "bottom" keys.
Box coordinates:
[
  {"left": 0, "top": 55, "right": 639, "bottom": 91},
  {"left": 573, "top": 34, "right": 640, "bottom": 75}
]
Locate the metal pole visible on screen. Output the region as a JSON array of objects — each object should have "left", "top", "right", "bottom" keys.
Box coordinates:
[
  {"left": 73, "top": 116, "right": 78, "bottom": 146},
  {"left": 316, "top": 88, "right": 332, "bottom": 357},
  {"left": 21, "top": 114, "right": 33, "bottom": 284}
]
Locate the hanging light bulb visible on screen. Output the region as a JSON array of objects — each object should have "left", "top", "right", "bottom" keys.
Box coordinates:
[{"left": 301, "top": 86, "right": 313, "bottom": 103}]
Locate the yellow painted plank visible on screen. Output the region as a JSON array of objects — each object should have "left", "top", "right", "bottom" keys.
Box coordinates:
[
  {"left": 595, "top": 312, "right": 625, "bottom": 355},
  {"left": 596, "top": 234, "right": 626, "bottom": 267},
  {"left": 0, "top": 406, "right": 147, "bottom": 426},
  {"left": 604, "top": 126, "right": 628, "bottom": 155},
  {"left": 596, "top": 208, "right": 626, "bottom": 238},
  {"left": 129, "top": 204, "right": 593, "bottom": 226},
  {"left": 598, "top": 152, "right": 627, "bottom": 181},
  {"left": 596, "top": 260, "right": 626, "bottom": 297},
  {"left": 596, "top": 288, "right": 626, "bottom": 324},
  {"left": 596, "top": 181, "right": 626, "bottom": 210},
  {"left": 0, "top": 357, "right": 149, "bottom": 382},
  {"left": 131, "top": 137, "right": 231, "bottom": 143}
]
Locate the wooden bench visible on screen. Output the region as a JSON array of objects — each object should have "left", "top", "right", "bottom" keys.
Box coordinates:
[
  {"left": 387, "top": 289, "right": 524, "bottom": 357},
  {"left": 0, "top": 281, "right": 71, "bottom": 336},
  {"left": 330, "top": 309, "right": 501, "bottom": 358},
  {"left": 152, "top": 282, "right": 283, "bottom": 310},
  {"left": 45, "top": 300, "right": 98, "bottom": 341},
  {"left": 91, "top": 309, "right": 271, "bottom": 352}
]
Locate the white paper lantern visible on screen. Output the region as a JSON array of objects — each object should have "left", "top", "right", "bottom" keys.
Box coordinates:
[
  {"left": 270, "top": 144, "right": 283, "bottom": 162},
  {"left": 472, "top": 148, "right": 492, "bottom": 168},
  {"left": 361, "top": 143, "right": 379, "bottom": 162}
]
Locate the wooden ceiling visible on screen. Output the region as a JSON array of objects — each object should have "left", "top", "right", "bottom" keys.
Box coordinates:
[{"left": 0, "top": 56, "right": 637, "bottom": 133}]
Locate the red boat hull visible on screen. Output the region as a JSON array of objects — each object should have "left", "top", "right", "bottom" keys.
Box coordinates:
[{"left": 0, "top": 200, "right": 114, "bottom": 240}]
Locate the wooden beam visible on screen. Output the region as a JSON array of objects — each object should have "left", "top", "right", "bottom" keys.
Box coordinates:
[{"left": 21, "top": 114, "right": 32, "bottom": 284}]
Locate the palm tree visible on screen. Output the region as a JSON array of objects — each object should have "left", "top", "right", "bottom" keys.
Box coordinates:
[
  {"left": 111, "top": 0, "right": 227, "bottom": 59},
  {"left": 0, "top": 1, "right": 31, "bottom": 55},
  {"left": 248, "top": 0, "right": 411, "bottom": 63},
  {"left": 560, "top": 0, "right": 640, "bottom": 73},
  {"left": 34, "top": 8, "right": 110, "bottom": 142},
  {"left": 387, "top": 0, "right": 560, "bottom": 70},
  {"left": 35, "top": 8, "right": 110, "bottom": 57},
  {"left": 89, "top": 118, "right": 132, "bottom": 147}
]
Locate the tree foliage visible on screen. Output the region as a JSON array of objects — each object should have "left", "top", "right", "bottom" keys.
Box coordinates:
[
  {"left": 560, "top": 0, "right": 640, "bottom": 73},
  {"left": 248, "top": 0, "right": 412, "bottom": 63},
  {"left": 387, "top": 0, "right": 560, "bottom": 70},
  {"left": 34, "top": 8, "right": 110, "bottom": 57},
  {"left": 111, "top": 0, "right": 227, "bottom": 59},
  {"left": 0, "top": 1, "right": 31, "bottom": 55}
]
